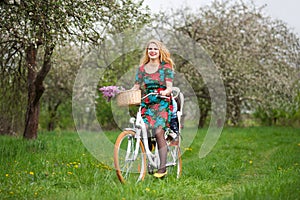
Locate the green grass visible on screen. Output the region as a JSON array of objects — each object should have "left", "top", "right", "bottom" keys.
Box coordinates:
[{"left": 0, "top": 127, "right": 299, "bottom": 200}]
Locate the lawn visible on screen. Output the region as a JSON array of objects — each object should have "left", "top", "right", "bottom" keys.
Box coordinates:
[{"left": 0, "top": 127, "right": 299, "bottom": 200}]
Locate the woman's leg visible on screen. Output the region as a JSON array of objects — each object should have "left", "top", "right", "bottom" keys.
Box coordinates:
[{"left": 155, "top": 126, "right": 167, "bottom": 173}]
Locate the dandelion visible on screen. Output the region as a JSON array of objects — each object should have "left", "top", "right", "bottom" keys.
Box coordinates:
[
  {"left": 34, "top": 192, "right": 38, "bottom": 196},
  {"left": 74, "top": 165, "right": 79, "bottom": 169},
  {"left": 184, "top": 147, "right": 192, "bottom": 151},
  {"left": 5, "top": 174, "right": 9, "bottom": 177},
  {"left": 67, "top": 172, "right": 73, "bottom": 175},
  {"left": 249, "top": 160, "right": 253, "bottom": 164},
  {"left": 104, "top": 165, "right": 112, "bottom": 170},
  {"left": 145, "top": 187, "right": 150, "bottom": 192},
  {"left": 29, "top": 171, "right": 34, "bottom": 175},
  {"left": 10, "top": 191, "right": 14, "bottom": 195}
]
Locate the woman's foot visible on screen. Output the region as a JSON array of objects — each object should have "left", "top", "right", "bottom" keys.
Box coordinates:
[{"left": 153, "top": 171, "right": 167, "bottom": 178}]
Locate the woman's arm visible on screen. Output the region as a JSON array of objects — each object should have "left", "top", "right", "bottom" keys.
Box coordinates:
[
  {"left": 160, "top": 63, "right": 174, "bottom": 96},
  {"left": 160, "top": 81, "right": 172, "bottom": 96}
]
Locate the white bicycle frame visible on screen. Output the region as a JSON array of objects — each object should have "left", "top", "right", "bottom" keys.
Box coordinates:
[
  {"left": 128, "top": 92, "right": 166, "bottom": 169},
  {"left": 132, "top": 107, "right": 160, "bottom": 168},
  {"left": 126, "top": 90, "right": 183, "bottom": 171}
]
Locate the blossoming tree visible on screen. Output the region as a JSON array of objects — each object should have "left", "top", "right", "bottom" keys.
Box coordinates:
[{"left": 0, "top": 0, "right": 149, "bottom": 138}]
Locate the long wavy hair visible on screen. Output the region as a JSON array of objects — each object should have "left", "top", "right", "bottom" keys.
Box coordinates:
[{"left": 140, "top": 39, "right": 174, "bottom": 69}]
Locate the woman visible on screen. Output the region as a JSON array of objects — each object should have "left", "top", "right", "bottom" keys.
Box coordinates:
[{"left": 132, "top": 39, "right": 174, "bottom": 178}]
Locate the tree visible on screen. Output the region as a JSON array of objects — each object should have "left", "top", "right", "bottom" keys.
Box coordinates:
[
  {"left": 154, "top": 0, "right": 300, "bottom": 126},
  {"left": 0, "top": 0, "right": 149, "bottom": 138},
  {"left": 0, "top": 24, "right": 27, "bottom": 135},
  {"left": 41, "top": 44, "right": 85, "bottom": 131}
]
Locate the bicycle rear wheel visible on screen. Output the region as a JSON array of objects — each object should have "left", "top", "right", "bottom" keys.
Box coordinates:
[
  {"left": 114, "top": 130, "right": 147, "bottom": 183},
  {"left": 167, "top": 144, "right": 182, "bottom": 178}
]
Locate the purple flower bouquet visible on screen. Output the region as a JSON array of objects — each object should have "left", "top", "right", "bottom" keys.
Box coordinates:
[{"left": 99, "top": 86, "right": 125, "bottom": 102}]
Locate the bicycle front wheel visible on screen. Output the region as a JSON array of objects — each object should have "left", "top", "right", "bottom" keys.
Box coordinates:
[{"left": 114, "top": 130, "right": 147, "bottom": 183}]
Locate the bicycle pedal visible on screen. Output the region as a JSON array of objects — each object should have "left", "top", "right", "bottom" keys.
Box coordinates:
[
  {"left": 170, "top": 132, "right": 177, "bottom": 138},
  {"left": 147, "top": 164, "right": 154, "bottom": 174}
]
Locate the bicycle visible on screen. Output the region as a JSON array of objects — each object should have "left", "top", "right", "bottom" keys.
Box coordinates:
[{"left": 113, "top": 87, "right": 184, "bottom": 183}]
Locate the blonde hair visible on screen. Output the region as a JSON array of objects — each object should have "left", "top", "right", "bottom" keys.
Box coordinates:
[{"left": 140, "top": 39, "right": 174, "bottom": 69}]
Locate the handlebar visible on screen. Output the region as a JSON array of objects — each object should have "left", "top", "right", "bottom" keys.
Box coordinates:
[{"left": 141, "top": 92, "right": 170, "bottom": 100}]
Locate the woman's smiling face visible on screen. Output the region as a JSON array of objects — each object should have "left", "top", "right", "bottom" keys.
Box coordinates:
[{"left": 147, "top": 43, "right": 160, "bottom": 60}]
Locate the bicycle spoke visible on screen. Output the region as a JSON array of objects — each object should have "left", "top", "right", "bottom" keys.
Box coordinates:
[{"left": 114, "top": 130, "right": 146, "bottom": 183}]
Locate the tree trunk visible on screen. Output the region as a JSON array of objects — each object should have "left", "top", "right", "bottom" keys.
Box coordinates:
[
  {"left": 23, "top": 100, "right": 40, "bottom": 139},
  {"left": 198, "top": 107, "right": 208, "bottom": 128},
  {"left": 23, "top": 43, "right": 55, "bottom": 139},
  {"left": 47, "top": 120, "right": 55, "bottom": 131},
  {"left": 47, "top": 101, "right": 61, "bottom": 131},
  {"left": 23, "top": 44, "right": 39, "bottom": 139},
  {"left": 230, "top": 96, "right": 242, "bottom": 126}
]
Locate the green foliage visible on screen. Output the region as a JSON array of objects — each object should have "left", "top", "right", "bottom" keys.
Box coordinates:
[
  {"left": 39, "top": 44, "right": 83, "bottom": 131},
  {"left": 155, "top": 0, "right": 300, "bottom": 126},
  {"left": 0, "top": 79, "right": 27, "bottom": 135},
  {"left": 0, "top": 0, "right": 150, "bottom": 136},
  {"left": 0, "top": 0, "right": 150, "bottom": 46},
  {"left": 0, "top": 127, "right": 299, "bottom": 199},
  {"left": 95, "top": 95, "right": 116, "bottom": 130},
  {"left": 39, "top": 100, "right": 75, "bottom": 131},
  {"left": 253, "top": 90, "right": 300, "bottom": 127},
  {"left": 96, "top": 48, "right": 142, "bottom": 129}
]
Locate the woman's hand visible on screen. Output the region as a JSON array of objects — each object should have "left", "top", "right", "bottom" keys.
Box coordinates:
[
  {"left": 160, "top": 88, "right": 172, "bottom": 96},
  {"left": 131, "top": 84, "right": 140, "bottom": 90},
  {"left": 160, "top": 81, "right": 172, "bottom": 96}
]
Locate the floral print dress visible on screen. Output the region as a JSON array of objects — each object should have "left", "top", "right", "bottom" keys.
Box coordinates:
[{"left": 135, "top": 62, "right": 174, "bottom": 130}]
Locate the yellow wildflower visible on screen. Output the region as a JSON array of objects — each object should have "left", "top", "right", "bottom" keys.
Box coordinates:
[
  {"left": 145, "top": 188, "right": 150, "bottom": 192},
  {"left": 249, "top": 160, "right": 253, "bottom": 164},
  {"left": 67, "top": 171, "right": 73, "bottom": 175},
  {"left": 29, "top": 171, "right": 34, "bottom": 175},
  {"left": 5, "top": 174, "right": 9, "bottom": 177}
]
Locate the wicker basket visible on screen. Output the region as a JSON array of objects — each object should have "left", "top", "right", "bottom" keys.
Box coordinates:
[{"left": 116, "top": 90, "right": 141, "bottom": 106}]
